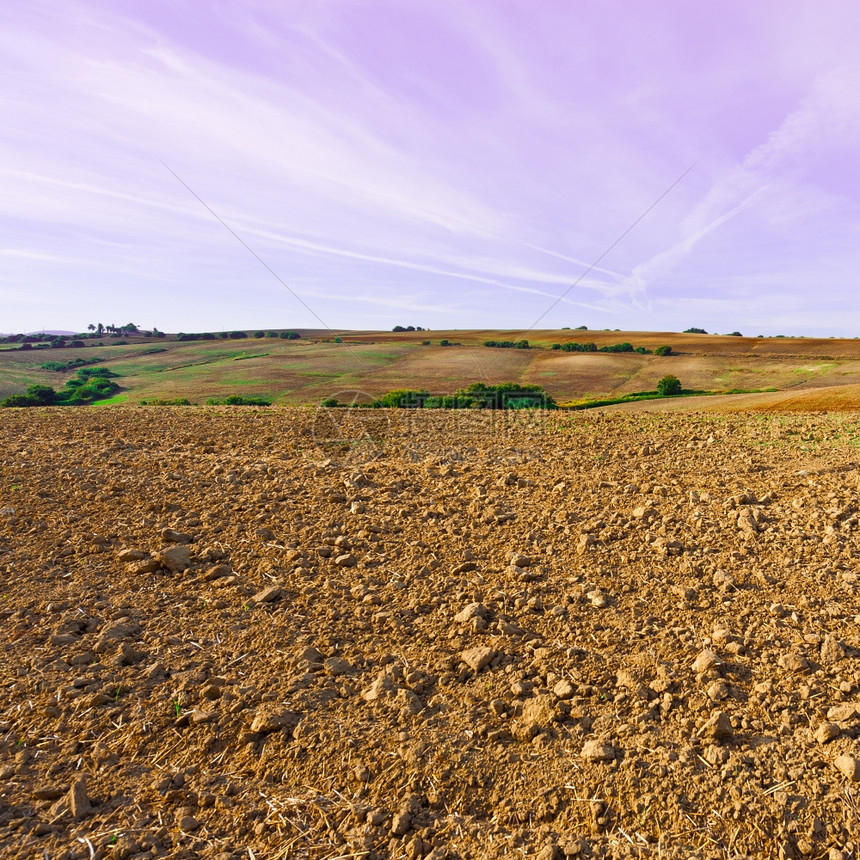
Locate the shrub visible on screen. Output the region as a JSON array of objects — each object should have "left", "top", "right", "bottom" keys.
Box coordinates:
[
  {"left": 728, "top": 331, "right": 742, "bottom": 337},
  {"left": 559, "top": 341, "right": 597, "bottom": 352},
  {"left": 267, "top": 331, "right": 279, "bottom": 338},
  {"left": 440, "top": 339, "right": 450, "bottom": 347},
  {"left": 320, "top": 397, "right": 339, "bottom": 408},
  {"left": 684, "top": 327, "right": 707, "bottom": 334},
  {"left": 26, "top": 384, "right": 57, "bottom": 405},
  {"left": 598, "top": 342, "right": 634, "bottom": 353},
  {"left": 1, "top": 394, "right": 37, "bottom": 408},
  {"left": 140, "top": 398, "right": 193, "bottom": 406},
  {"left": 254, "top": 331, "right": 265, "bottom": 338},
  {"left": 77, "top": 367, "right": 118, "bottom": 379},
  {"left": 482, "top": 340, "right": 530, "bottom": 350},
  {"left": 228, "top": 331, "right": 248, "bottom": 339},
  {"left": 206, "top": 395, "right": 271, "bottom": 406},
  {"left": 279, "top": 331, "right": 300, "bottom": 340},
  {"left": 654, "top": 345, "right": 673, "bottom": 356},
  {"left": 379, "top": 389, "right": 428, "bottom": 408},
  {"left": 392, "top": 325, "right": 406, "bottom": 332},
  {"left": 422, "top": 340, "right": 431, "bottom": 345},
  {"left": 334, "top": 336, "right": 343, "bottom": 343},
  {"left": 657, "top": 375, "right": 682, "bottom": 396}
]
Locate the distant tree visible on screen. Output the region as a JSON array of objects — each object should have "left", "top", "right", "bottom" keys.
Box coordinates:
[
  {"left": 26, "top": 384, "right": 57, "bottom": 405},
  {"left": 657, "top": 375, "right": 682, "bottom": 396},
  {"left": 392, "top": 325, "right": 406, "bottom": 332},
  {"left": 334, "top": 336, "right": 343, "bottom": 343},
  {"left": 218, "top": 332, "right": 230, "bottom": 339},
  {"left": 254, "top": 330, "right": 265, "bottom": 338},
  {"left": 654, "top": 345, "right": 673, "bottom": 356},
  {"left": 440, "top": 339, "right": 450, "bottom": 346},
  {"left": 728, "top": 331, "right": 742, "bottom": 337},
  {"left": 684, "top": 327, "right": 707, "bottom": 334},
  {"left": 279, "top": 331, "right": 300, "bottom": 340},
  {"left": 97, "top": 323, "right": 104, "bottom": 335},
  {"left": 379, "top": 389, "right": 428, "bottom": 408},
  {"left": 87, "top": 323, "right": 95, "bottom": 332},
  {"left": 406, "top": 325, "right": 415, "bottom": 331},
  {"left": 575, "top": 325, "right": 588, "bottom": 330},
  {"left": 267, "top": 331, "right": 279, "bottom": 338},
  {"left": 1, "top": 394, "right": 37, "bottom": 408}
]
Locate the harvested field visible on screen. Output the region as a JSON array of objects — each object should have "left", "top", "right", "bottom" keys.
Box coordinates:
[{"left": 2, "top": 407, "right": 860, "bottom": 859}]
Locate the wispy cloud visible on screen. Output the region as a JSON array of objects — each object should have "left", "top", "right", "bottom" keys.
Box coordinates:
[{"left": 3, "top": 1, "right": 860, "bottom": 333}]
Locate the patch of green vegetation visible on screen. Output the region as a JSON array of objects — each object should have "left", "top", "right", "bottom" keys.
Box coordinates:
[
  {"left": 41, "top": 357, "right": 102, "bottom": 372},
  {"left": 140, "top": 398, "right": 194, "bottom": 405},
  {"left": 0, "top": 367, "right": 120, "bottom": 407},
  {"left": 205, "top": 395, "right": 272, "bottom": 406},
  {"left": 324, "top": 382, "right": 556, "bottom": 410},
  {"left": 232, "top": 353, "right": 269, "bottom": 361}
]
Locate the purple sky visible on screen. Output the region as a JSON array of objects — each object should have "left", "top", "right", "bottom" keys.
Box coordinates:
[{"left": 4, "top": 0, "right": 860, "bottom": 336}]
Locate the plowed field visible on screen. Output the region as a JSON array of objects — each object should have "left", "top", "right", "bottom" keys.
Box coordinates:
[{"left": 2, "top": 407, "right": 860, "bottom": 859}]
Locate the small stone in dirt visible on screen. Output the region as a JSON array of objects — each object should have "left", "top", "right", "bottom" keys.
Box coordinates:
[
  {"left": 116, "top": 642, "right": 146, "bottom": 666},
  {"left": 461, "top": 646, "right": 496, "bottom": 672},
  {"left": 117, "top": 548, "right": 146, "bottom": 562},
  {"left": 203, "top": 564, "right": 232, "bottom": 582},
  {"left": 452, "top": 561, "right": 478, "bottom": 574},
  {"left": 707, "top": 680, "right": 729, "bottom": 702},
  {"left": 454, "top": 602, "right": 492, "bottom": 624},
  {"left": 698, "top": 710, "right": 733, "bottom": 742},
  {"left": 161, "top": 528, "right": 192, "bottom": 544},
  {"left": 577, "top": 534, "right": 595, "bottom": 554},
  {"left": 516, "top": 696, "right": 556, "bottom": 739},
  {"left": 778, "top": 653, "right": 809, "bottom": 672},
  {"left": 581, "top": 740, "right": 616, "bottom": 763},
  {"left": 354, "top": 765, "right": 372, "bottom": 783},
  {"left": 692, "top": 650, "right": 719, "bottom": 674},
  {"left": 34, "top": 785, "right": 64, "bottom": 801},
  {"left": 250, "top": 707, "right": 301, "bottom": 734},
  {"left": 490, "top": 698, "right": 507, "bottom": 716},
  {"left": 827, "top": 704, "right": 857, "bottom": 722},
  {"left": 69, "top": 777, "right": 91, "bottom": 819},
  {"left": 178, "top": 813, "right": 200, "bottom": 831},
  {"left": 821, "top": 635, "right": 845, "bottom": 663},
  {"left": 334, "top": 553, "right": 357, "bottom": 568},
  {"left": 815, "top": 722, "right": 840, "bottom": 744},
  {"left": 252, "top": 585, "right": 283, "bottom": 604},
  {"left": 712, "top": 570, "right": 735, "bottom": 591},
  {"left": 324, "top": 656, "right": 354, "bottom": 676},
  {"left": 704, "top": 744, "right": 730, "bottom": 766},
  {"left": 587, "top": 589, "right": 608, "bottom": 608},
  {"left": 508, "top": 552, "right": 532, "bottom": 567},
  {"left": 834, "top": 755, "right": 860, "bottom": 781},
  {"left": 157, "top": 545, "right": 192, "bottom": 573},
  {"left": 553, "top": 679, "right": 575, "bottom": 700},
  {"left": 128, "top": 557, "right": 160, "bottom": 574},
  {"left": 391, "top": 811, "right": 412, "bottom": 836}
]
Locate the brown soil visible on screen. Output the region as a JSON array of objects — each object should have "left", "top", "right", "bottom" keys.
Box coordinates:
[{"left": 2, "top": 407, "right": 860, "bottom": 859}]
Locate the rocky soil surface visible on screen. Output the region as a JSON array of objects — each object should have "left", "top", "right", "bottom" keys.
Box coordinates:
[{"left": 2, "top": 407, "right": 860, "bottom": 859}]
